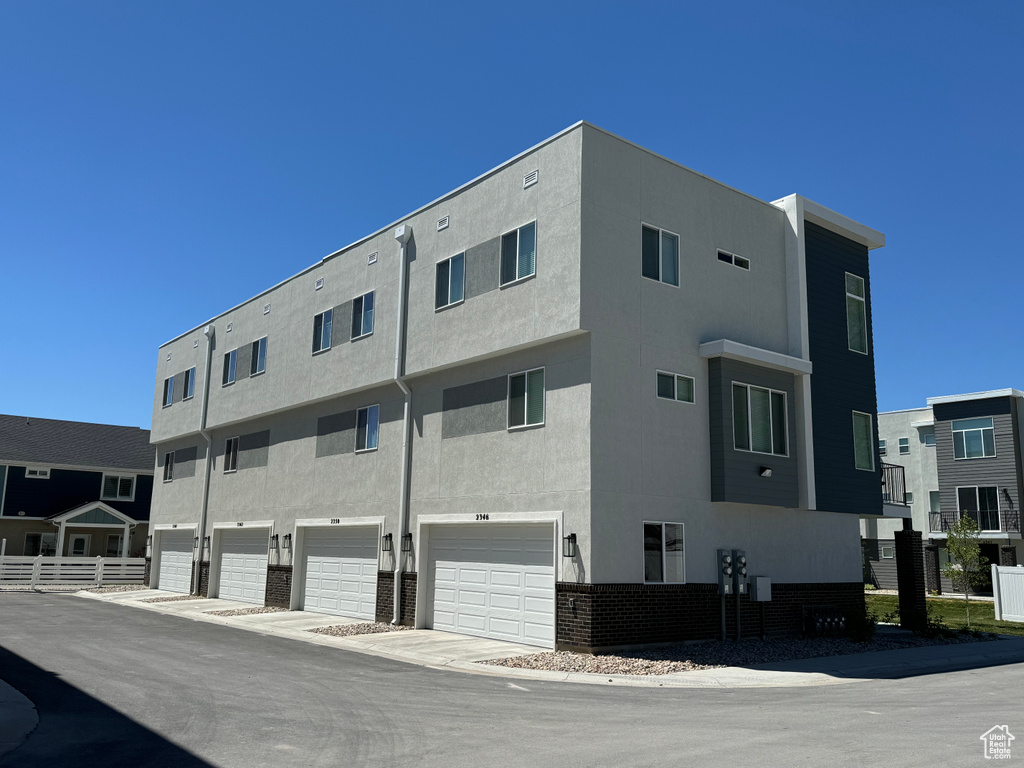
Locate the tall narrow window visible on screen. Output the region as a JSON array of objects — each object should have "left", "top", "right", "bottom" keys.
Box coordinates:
[
  {"left": 224, "top": 437, "right": 239, "bottom": 472},
  {"left": 732, "top": 383, "right": 787, "bottom": 456},
  {"left": 163, "top": 452, "right": 175, "bottom": 482},
  {"left": 183, "top": 367, "right": 196, "bottom": 400},
  {"left": 898, "top": 437, "right": 909, "bottom": 455},
  {"left": 643, "top": 522, "right": 684, "bottom": 583},
  {"left": 853, "top": 411, "right": 874, "bottom": 471},
  {"left": 352, "top": 292, "right": 374, "bottom": 339},
  {"left": 952, "top": 417, "right": 995, "bottom": 459},
  {"left": 251, "top": 337, "right": 267, "bottom": 375},
  {"left": 878, "top": 439, "right": 887, "bottom": 457},
  {"left": 163, "top": 376, "right": 174, "bottom": 407},
  {"left": 957, "top": 486, "right": 999, "bottom": 531},
  {"left": 222, "top": 349, "right": 237, "bottom": 386},
  {"left": 846, "top": 273, "right": 868, "bottom": 354},
  {"left": 436, "top": 253, "right": 465, "bottom": 309},
  {"left": 641, "top": 225, "right": 679, "bottom": 286},
  {"left": 356, "top": 405, "right": 379, "bottom": 452},
  {"left": 508, "top": 368, "right": 545, "bottom": 428},
  {"left": 500, "top": 222, "right": 537, "bottom": 285},
  {"left": 313, "top": 309, "right": 333, "bottom": 353}
]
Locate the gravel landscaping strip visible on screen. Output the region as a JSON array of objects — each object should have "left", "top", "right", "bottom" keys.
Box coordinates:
[
  {"left": 487, "top": 633, "right": 988, "bottom": 676},
  {"left": 309, "top": 622, "right": 414, "bottom": 638},
  {"left": 85, "top": 585, "right": 150, "bottom": 594},
  {"left": 205, "top": 606, "right": 288, "bottom": 617},
  {"left": 141, "top": 595, "right": 207, "bottom": 603}
]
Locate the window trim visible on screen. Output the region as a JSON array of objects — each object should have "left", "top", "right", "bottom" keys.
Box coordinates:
[
  {"left": 499, "top": 221, "right": 538, "bottom": 287},
  {"left": 642, "top": 521, "right": 686, "bottom": 584},
  {"left": 163, "top": 376, "right": 174, "bottom": 407},
  {"left": 640, "top": 223, "right": 680, "bottom": 287},
  {"left": 878, "top": 439, "right": 887, "bottom": 457},
  {"left": 845, "top": 271, "right": 869, "bottom": 355},
  {"left": 905, "top": 491, "right": 914, "bottom": 505},
  {"left": 222, "top": 349, "right": 237, "bottom": 386},
  {"left": 435, "top": 252, "right": 466, "bottom": 311},
  {"left": 250, "top": 337, "right": 267, "bottom": 377},
  {"left": 183, "top": 367, "right": 196, "bottom": 401},
  {"left": 852, "top": 410, "right": 875, "bottom": 472},
  {"left": 955, "top": 484, "right": 1001, "bottom": 531},
  {"left": 880, "top": 545, "right": 895, "bottom": 559},
  {"left": 898, "top": 437, "right": 910, "bottom": 455},
  {"left": 731, "top": 381, "right": 789, "bottom": 457},
  {"left": 106, "top": 533, "right": 124, "bottom": 557},
  {"left": 355, "top": 404, "right": 380, "bottom": 453},
  {"left": 100, "top": 473, "right": 136, "bottom": 501},
  {"left": 312, "top": 308, "right": 333, "bottom": 355},
  {"left": 24, "top": 467, "right": 51, "bottom": 480},
  {"left": 952, "top": 417, "right": 996, "bottom": 460},
  {"left": 656, "top": 370, "right": 695, "bottom": 404},
  {"left": 351, "top": 291, "right": 375, "bottom": 340},
  {"left": 924, "top": 432, "right": 936, "bottom": 447},
  {"left": 163, "top": 452, "right": 175, "bottom": 483},
  {"left": 507, "top": 367, "right": 545, "bottom": 431},
  {"left": 717, "top": 249, "right": 750, "bottom": 271},
  {"left": 224, "top": 437, "right": 239, "bottom": 473}
]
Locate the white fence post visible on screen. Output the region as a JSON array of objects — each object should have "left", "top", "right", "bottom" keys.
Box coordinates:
[
  {"left": 31, "top": 556, "right": 42, "bottom": 587},
  {"left": 993, "top": 563, "right": 1002, "bottom": 621},
  {"left": 95, "top": 556, "right": 105, "bottom": 586}
]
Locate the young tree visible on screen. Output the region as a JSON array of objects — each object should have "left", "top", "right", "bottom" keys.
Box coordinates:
[{"left": 941, "top": 514, "right": 989, "bottom": 626}]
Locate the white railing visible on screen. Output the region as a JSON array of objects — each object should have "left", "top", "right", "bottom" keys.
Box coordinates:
[
  {"left": 993, "top": 564, "right": 1024, "bottom": 623},
  {"left": 0, "top": 556, "right": 146, "bottom": 586}
]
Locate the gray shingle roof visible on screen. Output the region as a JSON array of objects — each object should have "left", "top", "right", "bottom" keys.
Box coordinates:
[{"left": 0, "top": 414, "right": 154, "bottom": 471}]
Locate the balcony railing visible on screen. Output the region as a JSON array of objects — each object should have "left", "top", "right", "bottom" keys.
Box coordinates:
[
  {"left": 881, "top": 463, "right": 907, "bottom": 506},
  {"left": 928, "top": 509, "right": 1022, "bottom": 534}
]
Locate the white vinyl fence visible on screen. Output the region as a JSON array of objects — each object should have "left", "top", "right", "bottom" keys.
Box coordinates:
[
  {"left": 0, "top": 556, "right": 146, "bottom": 586},
  {"left": 992, "top": 565, "right": 1024, "bottom": 623}
]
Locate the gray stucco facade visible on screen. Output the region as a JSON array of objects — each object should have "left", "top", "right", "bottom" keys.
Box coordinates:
[{"left": 149, "top": 122, "right": 885, "bottom": 648}]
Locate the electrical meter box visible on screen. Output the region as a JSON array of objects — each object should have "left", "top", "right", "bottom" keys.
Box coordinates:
[{"left": 750, "top": 576, "right": 772, "bottom": 602}]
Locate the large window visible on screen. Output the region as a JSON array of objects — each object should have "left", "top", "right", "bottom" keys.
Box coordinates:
[
  {"left": 351, "top": 292, "right": 374, "bottom": 339},
  {"left": 732, "top": 383, "right": 787, "bottom": 455},
  {"left": 898, "top": 437, "right": 910, "bottom": 455},
  {"left": 183, "top": 367, "right": 196, "bottom": 400},
  {"left": 852, "top": 411, "right": 874, "bottom": 471},
  {"left": 163, "top": 376, "right": 174, "bottom": 407},
  {"left": 356, "top": 405, "right": 379, "bottom": 452},
  {"left": 957, "top": 485, "right": 1000, "bottom": 531},
  {"left": 222, "top": 349, "right": 237, "bottom": 386},
  {"left": 929, "top": 490, "right": 941, "bottom": 513},
  {"left": 250, "top": 337, "right": 267, "bottom": 376},
  {"left": 846, "top": 273, "right": 868, "bottom": 354},
  {"left": 500, "top": 222, "right": 537, "bottom": 285},
  {"left": 641, "top": 225, "right": 679, "bottom": 286},
  {"left": 25, "top": 532, "right": 57, "bottom": 556},
  {"left": 105, "top": 534, "right": 124, "bottom": 557},
  {"left": 508, "top": 368, "right": 545, "bottom": 429},
  {"left": 643, "top": 522, "right": 684, "bottom": 583},
  {"left": 224, "top": 437, "right": 239, "bottom": 473},
  {"left": 313, "top": 309, "right": 333, "bottom": 353},
  {"left": 436, "top": 253, "right": 465, "bottom": 309},
  {"left": 101, "top": 474, "right": 135, "bottom": 501},
  {"left": 163, "top": 452, "right": 175, "bottom": 482},
  {"left": 657, "top": 371, "right": 694, "bottom": 404},
  {"left": 952, "top": 417, "right": 995, "bottom": 459}
]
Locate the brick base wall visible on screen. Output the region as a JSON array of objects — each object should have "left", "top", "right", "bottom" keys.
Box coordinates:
[
  {"left": 376, "top": 571, "right": 394, "bottom": 623},
  {"left": 895, "top": 529, "right": 927, "bottom": 632},
  {"left": 265, "top": 565, "right": 292, "bottom": 607},
  {"left": 1001, "top": 546, "right": 1018, "bottom": 567},
  {"left": 555, "top": 582, "right": 864, "bottom": 652},
  {"left": 400, "top": 572, "right": 417, "bottom": 625},
  {"left": 198, "top": 561, "right": 209, "bottom": 597},
  {"left": 924, "top": 545, "right": 940, "bottom": 594},
  {"left": 144, "top": 557, "right": 151, "bottom": 587}
]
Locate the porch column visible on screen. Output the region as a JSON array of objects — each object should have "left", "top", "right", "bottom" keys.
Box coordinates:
[
  {"left": 895, "top": 520, "right": 927, "bottom": 633},
  {"left": 121, "top": 523, "right": 131, "bottom": 557},
  {"left": 56, "top": 521, "right": 67, "bottom": 557}
]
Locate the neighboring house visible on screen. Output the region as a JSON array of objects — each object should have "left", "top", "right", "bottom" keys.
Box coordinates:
[
  {"left": 0, "top": 415, "right": 154, "bottom": 558},
  {"left": 149, "top": 121, "right": 886, "bottom": 651},
  {"left": 864, "top": 390, "right": 1023, "bottom": 592}
]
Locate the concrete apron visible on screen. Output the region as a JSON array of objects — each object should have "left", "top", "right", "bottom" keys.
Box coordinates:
[{"left": 75, "top": 591, "right": 1024, "bottom": 689}]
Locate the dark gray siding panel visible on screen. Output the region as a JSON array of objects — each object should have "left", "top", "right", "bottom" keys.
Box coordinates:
[
  {"left": 442, "top": 376, "right": 508, "bottom": 439},
  {"left": 708, "top": 357, "right": 799, "bottom": 507},
  {"left": 235, "top": 343, "right": 252, "bottom": 381},
  {"left": 0, "top": 465, "right": 153, "bottom": 521},
  {"left": 804, "top": 221, "right": 881, "bottom": 516},
  {"left": 316, "top": 411, "right": 356, "bottom": 457},
  {"left": 465, "top": 237, "right": 500, "bottom": 299},
  {"left": 238, "top": 430, "right": 270, "bottom": 470},
  {"left": 863, "top": 538, "right": 899, "bottom": 589},
  {"left": 933, "top": 398, "right": 1012, "bottom": 421},
  {"left": 173, "top": 446, "right": 198, "bottom": 479}
]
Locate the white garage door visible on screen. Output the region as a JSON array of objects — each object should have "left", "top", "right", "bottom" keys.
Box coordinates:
[
  {"left": 157, "top": 530, "right": 194, "bottom": 593},
  {"left": 217, "top": 529, "right": 269, "bottom": 605},
  {"left": 302, "top": 527, "right": 378, "bottom": 619},
  {"left": 430, "top": 524, "right": 555, "bottom": 648}
]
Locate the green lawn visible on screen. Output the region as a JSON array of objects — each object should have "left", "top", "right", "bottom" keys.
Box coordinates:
[{"left": 866, "top": 593, "right": 1024, "bottom": 637}]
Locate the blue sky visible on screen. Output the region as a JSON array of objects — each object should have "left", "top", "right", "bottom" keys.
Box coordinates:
[{"left": 1, "top": 2, "right": 1021, "bottom": 429}]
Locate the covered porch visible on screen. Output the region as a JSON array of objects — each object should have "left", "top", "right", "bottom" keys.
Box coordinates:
[{"left": 49, "top": 502, "right": 138, "bottom": 558}]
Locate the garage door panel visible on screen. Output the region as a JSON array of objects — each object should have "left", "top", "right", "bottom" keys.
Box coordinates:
[
  {"left": 489, "top": 593, "right": 522, "bottom": 611},
  {"left": 302, "top": 527, "right": 377, "bottom": 620},
  {"left": 489, "top": 570, "right": 524, "bottom": 588},
  {"left": 157, "top": 531, "right": 194, "bottom": 593},
  {"left": 218, "top": 530, "right": 269, "bottom": 605}
]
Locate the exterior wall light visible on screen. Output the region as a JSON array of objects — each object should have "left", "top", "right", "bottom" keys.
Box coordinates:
[
  {"left": 759, "top": 466, "right": 773, "bottom": 478},
  {"left": 204, "top": 536, "right": 210, "bottom": 548},
  {"left": 401, "top": 533, "right": 413, "bottom": 553},
  {"left": 193, "top": 536, "right": 199, "bottom": 549},
  {"left": 282, "top": 533, "right": 291, "bottom": 550},
  {"left": 562, "top": 533, "right": 577, "bottom": 558},
  {"left": 381, "top": 533, "right": 393, "bottom": 552},
  {"left": 146, "top": 535, "right": 153, "bottom": 546},
  {"left": 269, "top": 533, "right": 279, "bottom": 549}
]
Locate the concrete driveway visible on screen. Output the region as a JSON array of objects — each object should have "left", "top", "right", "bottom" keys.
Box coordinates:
[{"left": 2, "top": 591, "right": 1022, "bottom": 767}]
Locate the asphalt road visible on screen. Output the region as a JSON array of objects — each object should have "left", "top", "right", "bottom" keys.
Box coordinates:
[{"left": 0, "top": 592, "right": 1020, "bottom": 767}]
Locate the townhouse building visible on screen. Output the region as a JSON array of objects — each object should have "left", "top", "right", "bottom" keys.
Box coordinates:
[
  {"left": 149, "top": 122, "right": 885, "bottom": 651},
  {"left": 865, "top": 390, "right": 1023, "bottom": 592}
]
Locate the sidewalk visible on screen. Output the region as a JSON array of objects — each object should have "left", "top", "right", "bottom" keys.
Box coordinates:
[{"left": 76, "top": 588, "right": 1024, "bottom": 689}]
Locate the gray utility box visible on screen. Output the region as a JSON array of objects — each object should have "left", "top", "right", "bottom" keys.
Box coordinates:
[{"left": 750, "top": 576, "right": 772, "bottom": 602}]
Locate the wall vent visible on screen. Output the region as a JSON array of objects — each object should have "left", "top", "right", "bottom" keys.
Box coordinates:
[
  {"left": 315, "top": 277, "right": 324, "bottom": 291},
  {"left": 367, "top": 252, "right": 378, "bottom": 265},
  {"left": 523, "top": 170, "right": 539, "bottom": 188},
  {"left": 437, "top": 216, "right": 449, "bottom": 231},
  {"left": 264, "top": 303, "right": 271, "bottom": 315}
]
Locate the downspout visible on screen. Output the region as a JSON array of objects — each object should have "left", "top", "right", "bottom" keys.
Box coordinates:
[
  {"left": 193, "top": 323, "right": 216, "bottom": 596},
  {"left": 392, "top": 224, "right": 413, "bottom": 624}
]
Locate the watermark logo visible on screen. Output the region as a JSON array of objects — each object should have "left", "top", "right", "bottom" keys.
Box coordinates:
[{"left": 980, "top": 726, "right": 1014, "bottom": 759}]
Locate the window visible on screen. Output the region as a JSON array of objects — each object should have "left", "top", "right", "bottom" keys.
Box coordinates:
[
  {"left": 500, "top": 221, "right": 537, "bottom": 286},
  {"left": 656, "top": 372, "right": 694, "bottom": 404},
  {"left": 183, "top": 367, "right": 196, "bottom": 400},
  {"left": 351, "top": 292, "right": 374, "bottom": 339},
  {"left": 845, "top": 273, "right": 868, "bottom": 354},
  {"left": 905, "top": 491, "right": 914, "bottom": 504},
  {"left": 641, "top": 225, "right": 679, "bottom": 286},
  {"left": 732, "top": 383, "right": 787, "bottom": 455},
  {"left": 878, "top": 439, "right": 887, "bottom": 457},
  {"left": 952, "top": 417, "right": 995, "bottom": 459},
  {"left": 106, "top": 534, "right": 124, "bottom": 557},
  {"left": 924, "top": 432, "right": 935, "bottom": 447},
  {"left": 163, "top": 376, "right": 174, "bottom": 407},
  {"left": 222, "top": 349, "right": 237, "bottom": 386},
  {"left": 356, "top": 405, "right": 379, "bottom": 452},
  {"left": 957, "top": 486, "right": 1000, "bottom": 531},
  {"left": 852, "top": 411, "right": 874, "bottom": 471},
  {"left": 251, "top": 337, "right": 267, "bottom": 376},
  {"left": 717, "top": 250, "right": 750, "bottom": 270},
  {"left": 163, "top": 452, "right": 174, "bottom": 482},
  {"left": 435, "top": 253, "right": 465, "bottom": 309},
  {"left": 224, "top": 437, "right": 239, "bottom": 472},
  {"left": 643, "top": 522, "right": 684, "bottom": 583},
  {"left": 880, "top": 545, "right": 894, "bottom": 559},
  {"left": 25, "top": 533, "right": 57, "bottom": 556},
  {"left": 898, "top": 437, "right": 910, "bottom": 455},
  {"left": 24, "top": 467, "right": 50, "bottom": 479},
  {"left": 929, "top": 490, "right": 941, "bottom": 513},
  {"left": 508, "top": 368, "right": 545, "bottom": 429},
  {"left": 312, "top": 309, "right": 333, "bottom": 353},
  {"left": 101, "top": 474, "right": 135, "bottom": 501}
]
